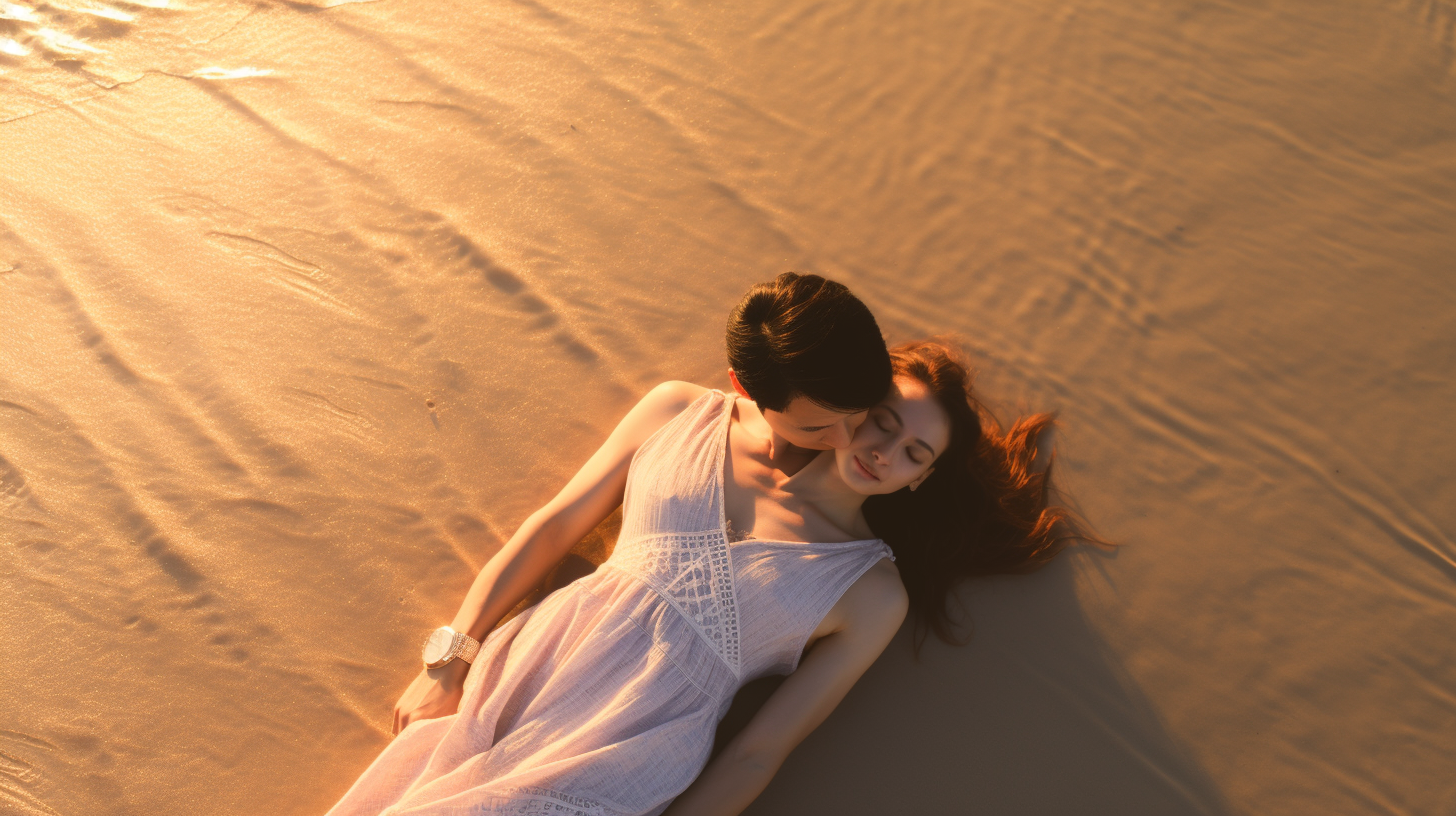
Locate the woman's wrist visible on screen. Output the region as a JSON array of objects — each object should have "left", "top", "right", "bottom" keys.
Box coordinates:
[{"left": 427, "top": 656, "right": 471, "bottom": 689}]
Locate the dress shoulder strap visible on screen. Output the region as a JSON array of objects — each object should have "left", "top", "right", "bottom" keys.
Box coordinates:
[{"left": 620, "top": 389, "right": 734, "bottom": 539}]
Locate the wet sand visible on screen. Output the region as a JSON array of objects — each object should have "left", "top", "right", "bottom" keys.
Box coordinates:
[{"left": 2, "top": 1, "right": 1454, "bottom": 814}]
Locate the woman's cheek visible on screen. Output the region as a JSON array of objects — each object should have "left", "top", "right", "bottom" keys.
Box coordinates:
[{"left": 893, "top": 463, "right": 928, "bottom": 493}]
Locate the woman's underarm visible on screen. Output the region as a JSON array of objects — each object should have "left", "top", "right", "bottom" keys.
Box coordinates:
[{"left": 442, "top": 381, "right": 703, "bottom": 640}]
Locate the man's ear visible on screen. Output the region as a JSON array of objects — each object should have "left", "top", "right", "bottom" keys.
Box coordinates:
[
  {"left": 908, "top": 467, "right": 935, "bottom": 492},
  {"left": 727, "top": 369, "right": 752, "bottom": 400}
]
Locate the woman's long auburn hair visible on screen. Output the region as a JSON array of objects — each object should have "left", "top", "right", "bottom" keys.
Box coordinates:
[{"left": 862, "top": 340, "right": 1105, "bottom": 649}]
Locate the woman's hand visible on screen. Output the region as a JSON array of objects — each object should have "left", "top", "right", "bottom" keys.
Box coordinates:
[{"left": 392, "top": 659, "right": 471, "bottom": 735}]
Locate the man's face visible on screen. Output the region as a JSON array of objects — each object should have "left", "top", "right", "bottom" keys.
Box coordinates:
[{"left": 760, "top": 396, "right": 867, "bottom": 451}]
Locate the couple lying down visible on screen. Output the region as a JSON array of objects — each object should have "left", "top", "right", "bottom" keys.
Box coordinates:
[{"left": 326, "top": 273, "right": 1097, "bottom": 816}]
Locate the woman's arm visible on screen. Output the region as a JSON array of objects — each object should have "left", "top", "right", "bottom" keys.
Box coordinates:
[
  {"left": 392, "top": 381, "right": 706, "bottom": 734},
  {"left": 661, "top": 560, "right": 908, "bottom": 816}
]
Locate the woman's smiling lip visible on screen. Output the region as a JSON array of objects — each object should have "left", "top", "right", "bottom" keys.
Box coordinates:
[{"left": 853, "top": 455, "right": 880, "bottom": 480}]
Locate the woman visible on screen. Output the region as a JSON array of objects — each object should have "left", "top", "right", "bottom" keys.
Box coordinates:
[{"left": 326, "top": 340, "right": 1089, "bottom": 816}]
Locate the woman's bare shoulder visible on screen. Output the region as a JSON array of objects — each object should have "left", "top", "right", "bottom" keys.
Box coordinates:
[
  {"left": 849, "top": 558, "right": 909, "bottom": 613},
  {"left": 826, "top": 557, "right": 908, "bottom": 643},
  {"left": 610, "top": 381, "right": 712, "bottom": 449},
  {"left": 639, "top": 380, "right": 711, "bottom": 414}
]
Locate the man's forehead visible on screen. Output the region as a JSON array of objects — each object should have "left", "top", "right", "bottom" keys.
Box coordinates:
[{"left": 780, "top": 395, "right": 862, "bottom": 422}]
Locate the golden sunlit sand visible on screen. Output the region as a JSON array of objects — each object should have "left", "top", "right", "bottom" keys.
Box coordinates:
[{"left": 2, "top": 1, "right": 1453, "bottom": 814}]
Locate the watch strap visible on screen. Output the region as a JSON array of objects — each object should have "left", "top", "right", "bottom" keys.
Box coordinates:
[{"left": 452, "top": 630, "right": 481, "bottom": 664}]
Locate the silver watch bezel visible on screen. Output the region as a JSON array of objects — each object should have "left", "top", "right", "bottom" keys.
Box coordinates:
[
  {"left": 422, "top": 626, "right": 480, "bottom": 669},
  {"left": 422, "top": 626, "right": 459, "bottom": 669}
]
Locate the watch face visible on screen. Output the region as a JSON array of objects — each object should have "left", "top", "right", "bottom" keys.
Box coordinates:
[{"left": 423, "top": 627, "right": 455, "bottom": 665}]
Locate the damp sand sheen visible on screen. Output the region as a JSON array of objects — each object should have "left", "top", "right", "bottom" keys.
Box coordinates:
[{"left": 1, "top": 2, "right": 1453, "bottom": 815}]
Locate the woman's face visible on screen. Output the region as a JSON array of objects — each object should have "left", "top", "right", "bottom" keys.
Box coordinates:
[{"left": 835, "top": 375, "right": 952, "bottom": 495}]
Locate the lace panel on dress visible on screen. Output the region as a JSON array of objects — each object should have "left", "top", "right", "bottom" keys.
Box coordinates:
[{"left": 607, "top": 531, "right": 741, "bottom": 677}]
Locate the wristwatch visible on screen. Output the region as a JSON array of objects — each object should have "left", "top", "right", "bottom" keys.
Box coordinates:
[{"left": 421, "top": 626, "right": 481, "bottom": 669}]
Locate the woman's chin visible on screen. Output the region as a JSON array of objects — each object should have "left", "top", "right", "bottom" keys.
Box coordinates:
[
  {"left": 840, "top": 467, "right": 893, "bottom": 495},
  {"left": 866, "top": 480, "right": 907, "bottom": 496}
]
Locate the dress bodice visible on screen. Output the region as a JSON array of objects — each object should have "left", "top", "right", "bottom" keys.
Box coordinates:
[{"left": 605, "top": 390, "right": 895, "bottom": 690}]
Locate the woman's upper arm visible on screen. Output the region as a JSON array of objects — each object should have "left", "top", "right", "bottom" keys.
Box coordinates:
[
  {"left": 725, "top": 562, "right": 908, "bottom": 770},
  {"left": 532, "top": 381, "right": 707, "bottom": 539}
]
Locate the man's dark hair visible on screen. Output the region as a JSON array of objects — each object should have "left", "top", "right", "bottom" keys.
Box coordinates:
[{"left": 726, "top": 272, "right": 891, "bottom": 414}]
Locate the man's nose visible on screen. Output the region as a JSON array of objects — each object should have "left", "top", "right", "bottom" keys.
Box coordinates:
[{"left": 823, "top": 421, "right": 853, "bottom": 449}]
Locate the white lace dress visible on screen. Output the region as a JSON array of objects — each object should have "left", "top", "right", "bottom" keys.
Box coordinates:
[{"left": 326, "top": 390, "right": 895, "bottom": 816}]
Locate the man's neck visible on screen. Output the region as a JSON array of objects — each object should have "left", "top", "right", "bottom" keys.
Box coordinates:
[
  {"left": 733, "top": 396, "right": 820, "bottom": 478},
  {"left": 765, "top": 432, "right": 821, "bottom": 478},
  {"left": 779, "top": 446, "right": 871, "bottom": 534}
]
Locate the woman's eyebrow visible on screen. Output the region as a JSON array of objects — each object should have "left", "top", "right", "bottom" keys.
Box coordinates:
[{"left": 884, "top": 406, "right": 936, "bottom": 456}]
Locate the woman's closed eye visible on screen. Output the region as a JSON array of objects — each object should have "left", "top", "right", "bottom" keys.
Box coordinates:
[
  {"left": 870, "top": 411, "right": 922, "bottom": 464},
  {"left": 873, "top": 407, "right": 898, "bottom": 433}
]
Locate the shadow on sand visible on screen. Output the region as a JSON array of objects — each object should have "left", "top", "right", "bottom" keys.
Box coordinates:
[{"left": 744, "top": 548, "right": 1234, "bottom": 816}]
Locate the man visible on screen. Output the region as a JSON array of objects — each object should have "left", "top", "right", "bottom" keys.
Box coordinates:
[{"left": 724, "top": 272, "right": 891, "bottom": 476}]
